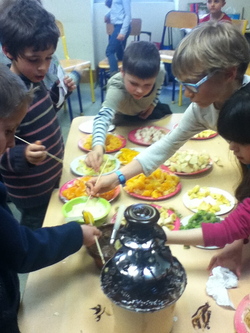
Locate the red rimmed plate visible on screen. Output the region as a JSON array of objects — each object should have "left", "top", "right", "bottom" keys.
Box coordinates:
[
  {"left": 191, "top": 130, "right": 218, "bottom": 140},
  {"left": 78, "top": 134, "right": 127, "bottom": 153},
  {"left": 110, "top": 204, "right": 181, "bottom": 231},
  {"left": 59, "top": 177, "right": 121, "bottom": 203},
  {"left": 162, "top": 164, "right": 212, "bottom": 176},
  {"left": 128, "top": 126, "right": 170, "bottom": 146},
  {"left": 161, "top": 162, "right": 213, "bottom": 176},
  {"left": 124, "top": 169, "right": 181, "bottom": 201},
  {"left": 234, "top": 294, "right": 250, "bottom": 333},
  {"left": 173, "top": 124, "right": 218, "bottom": 140}
]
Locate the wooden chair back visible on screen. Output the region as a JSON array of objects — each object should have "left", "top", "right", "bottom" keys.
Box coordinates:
[
  {"left": 106, "top": 18, "right": 142, "bottom": 41},
  {"left": 165, "top": 10, "right": 198, "bottom": 29},
  {"left": 160, "top": 10, "right": 198, "bottom": 50},
  {"left": 231, "top": 19, "right": 248, "bottom": 35}
]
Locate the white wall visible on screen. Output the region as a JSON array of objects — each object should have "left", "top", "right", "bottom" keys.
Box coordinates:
[
  {"left": 42, "top": 0, "right": 249, "bottom": 72},
  {"left": 43, "top": 0, "right": 175, "bottom": 70}
]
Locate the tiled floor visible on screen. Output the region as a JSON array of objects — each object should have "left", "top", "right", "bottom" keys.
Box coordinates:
[{"left": 16, "top": 81, "right": 190, "bottom": 296}]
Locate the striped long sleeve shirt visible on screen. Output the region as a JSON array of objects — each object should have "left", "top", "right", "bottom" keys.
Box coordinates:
[{"left": 0, "top": 76, "right": 64, "bottom": 209}]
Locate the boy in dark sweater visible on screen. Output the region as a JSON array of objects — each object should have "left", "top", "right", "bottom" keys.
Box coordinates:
[
  {"left": 0, "top": 62, "right": 101, "bottom": 333},
  {"left": 0, "top": 0, "right": 76, "bottom": 229}
]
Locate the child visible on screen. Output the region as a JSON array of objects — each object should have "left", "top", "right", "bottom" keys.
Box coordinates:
[
  {"left": 105, "top": 0, "right": 131, "bottom": 76},
  {"left": 0, "top": 63, "right": 101, "bottom": 333},
  {"left": 86, "top": 21, "right": 250, "bottom": 195},
  {"left": 0, "top": 0, "right": 76, "bottom": 230},
  {"left": 86, "top": 41, "right": 171, "bottom": 171},
  {"left": 200, "top": 0, "right": 231, "bottom": 23},
  {"left": 165, "top": 83, "right": 250, "bottom": 277}
]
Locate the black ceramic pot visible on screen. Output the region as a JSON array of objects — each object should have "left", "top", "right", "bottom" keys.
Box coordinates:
[{"left": 101, "top": 203, "right": 187, "bottom": 312}]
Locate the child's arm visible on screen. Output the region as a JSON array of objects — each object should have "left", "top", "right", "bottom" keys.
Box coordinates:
[
  {"left": 80, "top": 224, "right": 102, "bottom": 247},
  {"left": 86, "top": 159, "right": 144, "bottom": 195},
  {"left": 164, "top": 227, "right": 205, "bottom": 246},
  {"left": 85, "top": 107, "right": 116, "bottom": 171},
  {"left": 207, "top": 240, "right": 244, "bottom": 278}
]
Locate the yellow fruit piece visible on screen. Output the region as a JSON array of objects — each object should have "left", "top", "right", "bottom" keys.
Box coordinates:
[{"left": 83, "top": 210, "right": 94, "bottom": 224}]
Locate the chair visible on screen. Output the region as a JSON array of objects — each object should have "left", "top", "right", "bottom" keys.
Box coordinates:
[
  {"left": 159, "top": 11, "right": 198, "bottom": 105},
  {"left": 231, "top": 19, "right": 248, "bottom": 35},
  {"left": 98, "top": 18, "right": 145, "bottom": 102},
  {"left": 56, "top": 20, "right": 95, "bottom": 121}
]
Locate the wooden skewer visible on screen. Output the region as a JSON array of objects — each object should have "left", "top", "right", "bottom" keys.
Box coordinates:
[
  {"left": 14, "top": 135, "right": 64, "bottom": 164},
  {"left": 84, "top": 156, "right": 111, "bottom": 265}
]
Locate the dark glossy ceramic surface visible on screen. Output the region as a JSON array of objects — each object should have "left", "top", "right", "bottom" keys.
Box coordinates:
[{"left": 101, "top": 204, "right": 187, "bottom": 312}]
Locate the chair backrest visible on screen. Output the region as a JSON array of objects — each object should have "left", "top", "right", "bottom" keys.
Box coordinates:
[
  {"left": 106, "top": 18, "right": 142, "bottom": 41},
  {"left": 231, "top": 19, "right": 248, "bottom": 35},
  {"left": 160, "top": 10, "right": 198, "bottom": 50},
  {"left": 56, "top": 19, "right": 70, "bottom": 59},
  {"left": 165, "top": 10, "right": 199, "bottom": 29}
]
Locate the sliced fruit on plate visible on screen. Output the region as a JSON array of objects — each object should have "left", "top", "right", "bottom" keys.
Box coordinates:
[
  {"left": 124, "top": 168, "right": 180, "bottom": 199},
  {"left": 164, "top": 150, "right": 211, "bottom": 174},
  {"left": 80, "top": 133, "right": 126, "bottom": 152},
  {"left": 60, "top": 176, "right": 120, "bottom": 202},
  {"left": 116, "top": 147, "right": 140, "bottom": 165}
]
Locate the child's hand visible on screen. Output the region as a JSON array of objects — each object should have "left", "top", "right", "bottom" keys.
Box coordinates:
[
  {"left": 64, "top": 75, "right": 76, "bottom": 92},
  {"left": 85, "top": 145, "right": 104, "bottom": 172},
  {"left": 207, "top": 240, "right": 243, "bottom": 278},
  {"left": 86, "top": 173, "right": 118, "bottom": 196},
  {"left": 139, "top": 104, "right": 155, "bottom": 119},
  {"left": 80, "top": 224, "right": 102, "bottom": 247},
  {"left": 25, "top": 140, "right": 46, "bottom": 165}
]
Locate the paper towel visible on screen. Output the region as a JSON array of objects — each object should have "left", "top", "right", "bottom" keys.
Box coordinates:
[{"left": 206, "top": 266, "right": 238, "bottom": 309}]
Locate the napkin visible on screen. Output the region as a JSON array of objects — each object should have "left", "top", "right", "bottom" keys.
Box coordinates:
[{"left": 206, "top": 266, "right": 238, "bottom": 309}]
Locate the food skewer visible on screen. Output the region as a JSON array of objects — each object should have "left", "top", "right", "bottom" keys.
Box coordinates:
[
  {"left": 82, "top": 156, "right": 111, "bottom": 265},
  {"left": 14, "top": 135, "right": 63, "bottom": 164}
]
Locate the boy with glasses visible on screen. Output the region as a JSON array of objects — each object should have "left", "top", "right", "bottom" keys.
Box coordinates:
[{"left": 86, "top": 21, "right": 250, "bottom": 194}]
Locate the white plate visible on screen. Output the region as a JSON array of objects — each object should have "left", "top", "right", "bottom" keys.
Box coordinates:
[
  {"left": 182, "top": 187, "right": 235, "bottom": 216},
  {"left": 70, "top": 155, "right": 120, "bottom": 177},
  {"left": 78, "top": 120, "right": 115, "bottom": 134},
  {"left": 181, "top": 214, "right": 223, "bottom": 249}
]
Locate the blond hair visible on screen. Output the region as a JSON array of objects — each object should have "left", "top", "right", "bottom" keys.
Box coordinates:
[{"left": 172, "top": 21, "right": 250, "bottom": 81}]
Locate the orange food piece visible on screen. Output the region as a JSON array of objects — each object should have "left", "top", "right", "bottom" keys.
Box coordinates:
[
  {"left": 62, "top": 176, "right": 117, "bottom": 201},
  {"left": 83, "top": 134, "right": 122, "bottom": 152},
  {"left": 124, "top": 169, "right": 180, "bottom": 198}
]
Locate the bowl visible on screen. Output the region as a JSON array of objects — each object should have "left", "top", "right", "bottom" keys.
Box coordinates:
[
  {"left": 62, "top": 196, "right": 111, "bottom": 227},
  {"left": 87, "top": 224, "right": 118, "bottom": 269}
]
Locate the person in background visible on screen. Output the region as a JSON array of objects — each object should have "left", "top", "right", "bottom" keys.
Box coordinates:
[
  {"left": 200, "top": 0, "right": 231, "bottom": 23},
  {"left": 105, "top": 0, "right": 131, "bottom": 76},
  {"left": 165, "top": 83, "right": 250, "bottom": 278},
  {"left": 86, "top": 21, "right": 250, "bottom": 197},
  {"left": 85, "top": 41, "right": 171, "bottom": 172},
  {"left": 0, "top": 62, "right": 101, "bottom": 333},
  {"left": 0, "top": 0, "right": 75, "bottom": 230}
]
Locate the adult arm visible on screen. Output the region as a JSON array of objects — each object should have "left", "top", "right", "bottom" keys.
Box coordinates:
[{"left": 119, "top": 0, "right": 131, "bottom": 37}]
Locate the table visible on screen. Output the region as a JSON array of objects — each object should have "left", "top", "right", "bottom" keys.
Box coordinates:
[{"left": 18, "top": 115, "right": 250, "bottom": 332}]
